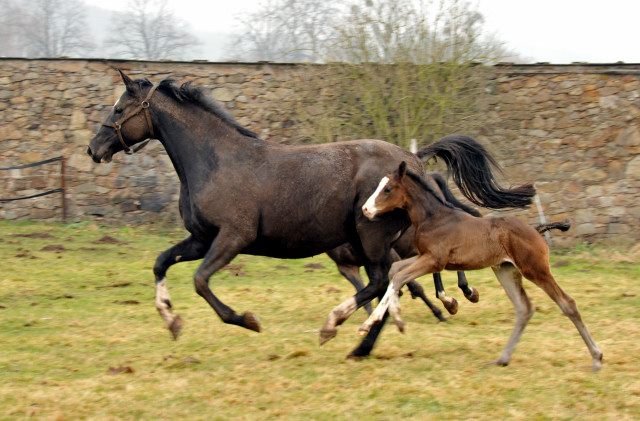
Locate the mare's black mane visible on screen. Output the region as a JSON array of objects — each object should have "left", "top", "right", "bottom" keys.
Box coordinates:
[{"left": 136, "top": 77, "right": 259, "bottom": 139}]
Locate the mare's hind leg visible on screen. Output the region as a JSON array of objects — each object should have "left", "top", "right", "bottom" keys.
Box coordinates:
[
  {"left": 489, "top": 264, "right": 535, "bottom": 367},
  {"left": 457, "top": 271, "right": 480, "bottom": 303},
  {"left": 153, "top": 235, "right": 208, "bottom": 339},
  {"left": 522, "top": 266, "right": 603, "bottom": 371},
  {"left": 193, "top": 229, "right": 261, "bottom": 332}
]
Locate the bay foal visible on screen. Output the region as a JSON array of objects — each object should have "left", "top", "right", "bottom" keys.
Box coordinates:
[{"left": 360, "top": 162, "right": 603, "bottom": 371}]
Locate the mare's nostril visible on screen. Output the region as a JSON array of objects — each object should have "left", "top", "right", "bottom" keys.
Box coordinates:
[{"left": 87, "top": 147, "right": 92, "bottom": 156}]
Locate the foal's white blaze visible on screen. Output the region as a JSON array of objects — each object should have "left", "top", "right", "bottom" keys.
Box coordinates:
[{"left": 362, "top": 176, "right": 389, "bottom": 219}]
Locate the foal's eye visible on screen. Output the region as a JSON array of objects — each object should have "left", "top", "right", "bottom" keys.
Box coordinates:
[{"left": 384, "top": 187, "right": 392, "bottom": 194}]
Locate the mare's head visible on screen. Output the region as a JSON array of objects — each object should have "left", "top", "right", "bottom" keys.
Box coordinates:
[
  {"left": 88, "top": 70, "right": 157, "bottom": 163},
  {"left": 362, "top": 161, "right": 409, "bottom": 220}
]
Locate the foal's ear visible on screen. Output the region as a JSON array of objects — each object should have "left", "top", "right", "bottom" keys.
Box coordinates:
[
  {"left": 397, "top": 161, "right": 407, "bottom": 178},
  {"left": 118, "top": 69, "right": 136, "bottom": 93}
]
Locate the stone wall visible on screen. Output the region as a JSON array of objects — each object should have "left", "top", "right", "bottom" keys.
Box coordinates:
[{"left": 1, "top": 58, "right": 639, "bottom": 246}]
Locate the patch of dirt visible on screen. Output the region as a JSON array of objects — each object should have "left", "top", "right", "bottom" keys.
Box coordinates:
[
  {"left": 106, "top": 366, "right": 134, "bottom": 375},
  {"left": 97, "top": 282, "right": 132, "bottom": 289},
  {"left": 223, "top": 264, "right": 246, "bottom": 277},
  {"left": 93, "top": 236, "right": 121, "bottom": 244},
  {"left": 15, "top": 251, "right": 38, "bottom": 259},
  {"left": 17, "top": 233, "right": 55, "bottom": 239},
  {"left": 113, "top": 300, "right": 140, "bottom": 305},
  {"left": 304, "top": 262, "right": 325, "bottom": 269},
  {"left": 40, "top": 244, "right": 67, "bottom": 252}
]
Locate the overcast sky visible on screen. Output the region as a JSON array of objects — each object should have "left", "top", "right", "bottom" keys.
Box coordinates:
[{"left": 83, "top": 0, "right": 640, "bottom": 64}]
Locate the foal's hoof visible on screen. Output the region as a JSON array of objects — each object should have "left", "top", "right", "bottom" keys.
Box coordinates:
[
  {"left": 243, "top": 312, "right": 261, "bottom": 332},
  {"left": 465, "top": 287, "right": 480, "bottom": 303},
  {"left": 357, "top": 327, "right": 370, "bottom": 336},
  {"left": 169, "top": 315, "right": 184, "bottom": 340},
  {"left": 319, "top": 328, "right": 337, "bottom": 346},
  {"left": 444, "top": 298, "right": 459, "bottom": 315}
]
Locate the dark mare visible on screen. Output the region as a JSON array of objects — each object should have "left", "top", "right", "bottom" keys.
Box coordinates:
[
  {"left": 359, "top": 162, "right": 602, "bottom": 370},
  {"left": 88, "top": 71, "right": 535, "bottom": 357}
]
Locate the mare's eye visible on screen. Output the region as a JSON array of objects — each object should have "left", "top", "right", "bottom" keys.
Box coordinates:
[{"left": 114, "top": 107, "right": 123, "bottom": 114}]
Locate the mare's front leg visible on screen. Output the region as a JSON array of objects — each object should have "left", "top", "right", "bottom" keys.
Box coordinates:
[
  {"left": 194, "top": 228, "right": 261, "bottom": 332},
  {"left": 457, "top": 271, "right": 480, "bottom": 303},
  {"left": 154, "top": 235, "right": 209, "bottom": 339}
]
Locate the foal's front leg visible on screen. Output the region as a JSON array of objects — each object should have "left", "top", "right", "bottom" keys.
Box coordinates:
[{"left": 359, "top": 255, "right": 436, "bottom": 334}]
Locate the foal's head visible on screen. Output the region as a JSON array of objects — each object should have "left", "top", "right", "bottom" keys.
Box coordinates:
[{"left": 362, "top": 161, "right": 408, "bottom": 220}]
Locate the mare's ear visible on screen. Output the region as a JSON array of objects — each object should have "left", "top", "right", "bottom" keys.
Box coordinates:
[
  {"left": 398, "top": 161, "right": 407, "bottom": 178},
  {"left": 118, "top": 69, "right": 136, "bottom": 93}
]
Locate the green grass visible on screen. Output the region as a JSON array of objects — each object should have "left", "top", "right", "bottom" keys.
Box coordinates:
[{"left": 1, "top": 221, "right": 639, "bottom": 420}]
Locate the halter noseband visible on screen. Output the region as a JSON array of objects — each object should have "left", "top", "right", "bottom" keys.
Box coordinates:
[{"left": 101, "top": 84, "right": 159, "bottom": 155}]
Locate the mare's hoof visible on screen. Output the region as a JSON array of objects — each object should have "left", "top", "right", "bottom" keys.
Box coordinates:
[
  {"left": 395, "top": 320, "right": 406, "bottom": 333},
  {"left": 319, "top": 328, "right": 337, "bottom": 346},
  {"left": 169, "top": 315, "right": 184, "bottom": 340},
  {"left": 243, "top": 312, "right": 261, "bottom": 332},
  {"left": 444, "top": 298, "right": 459, "bottom": 315},
  {"left": 465, "top": 287, "right": 480, "bottom": 303}
]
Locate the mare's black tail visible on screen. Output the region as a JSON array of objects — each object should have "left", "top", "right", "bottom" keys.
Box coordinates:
[
  {"left": 417, "top": 134, "right": 536, "bottom": 209},
  {"left": 535, "top": 219, "right": 571, "bottom": 234}
]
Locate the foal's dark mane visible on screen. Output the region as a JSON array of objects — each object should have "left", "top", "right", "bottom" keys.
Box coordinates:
[
  {"left": 137, "top": 77, "right": 259, "bottom": 139},
  {"left": 405, "top": 170, "right": 459, "bottom": 212}
]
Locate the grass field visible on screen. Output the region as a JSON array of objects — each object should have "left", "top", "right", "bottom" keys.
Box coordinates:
[{"left": 1, "top": 221, "right": 639, "bottom": 420}]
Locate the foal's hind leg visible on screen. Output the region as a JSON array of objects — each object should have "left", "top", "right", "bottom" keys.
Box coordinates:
[
  {"left": 433, "top": 273, "right": 459, "bottom": 314},
  {"left": 457, "top": 271, "right": 480, "bottom": 303},
  {"left": 489, "top": 264, "right": 535, "bottom": 367},
  {"left": 153, "top": 235, "right": 208, "bottom": 339},
  {"left": 523, "top": 267, "right": 603, "bottom": 371}
]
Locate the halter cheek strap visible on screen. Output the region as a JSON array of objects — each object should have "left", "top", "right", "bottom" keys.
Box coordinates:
[{"left": 101, "top": 84, "right": 159, "bottom": 155}]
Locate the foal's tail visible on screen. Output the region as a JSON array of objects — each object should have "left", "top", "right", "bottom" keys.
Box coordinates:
[
  {"left": 535, "top": 219, "right": 571, "bottom": 234},
  {"left": 417, "top": 134, "right": 536, "bottom": 209}
]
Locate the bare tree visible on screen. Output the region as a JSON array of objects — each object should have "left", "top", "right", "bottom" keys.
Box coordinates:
[
  {"left": 293, "top": 0, "right": 509, "bottom": 147},
  {"left": 226, "top": 0, "right": 340, "bottom": 62},
  {"left": 104, "top": 0, "right": 201, "bottom": 60},
  {"left": 2, "top": 0, "right": 94, "bottom": 57}
]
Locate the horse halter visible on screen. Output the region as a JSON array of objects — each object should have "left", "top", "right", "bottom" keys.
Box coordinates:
[{"left": 101, "top": 84, "right": 158, "bottom": 155}]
